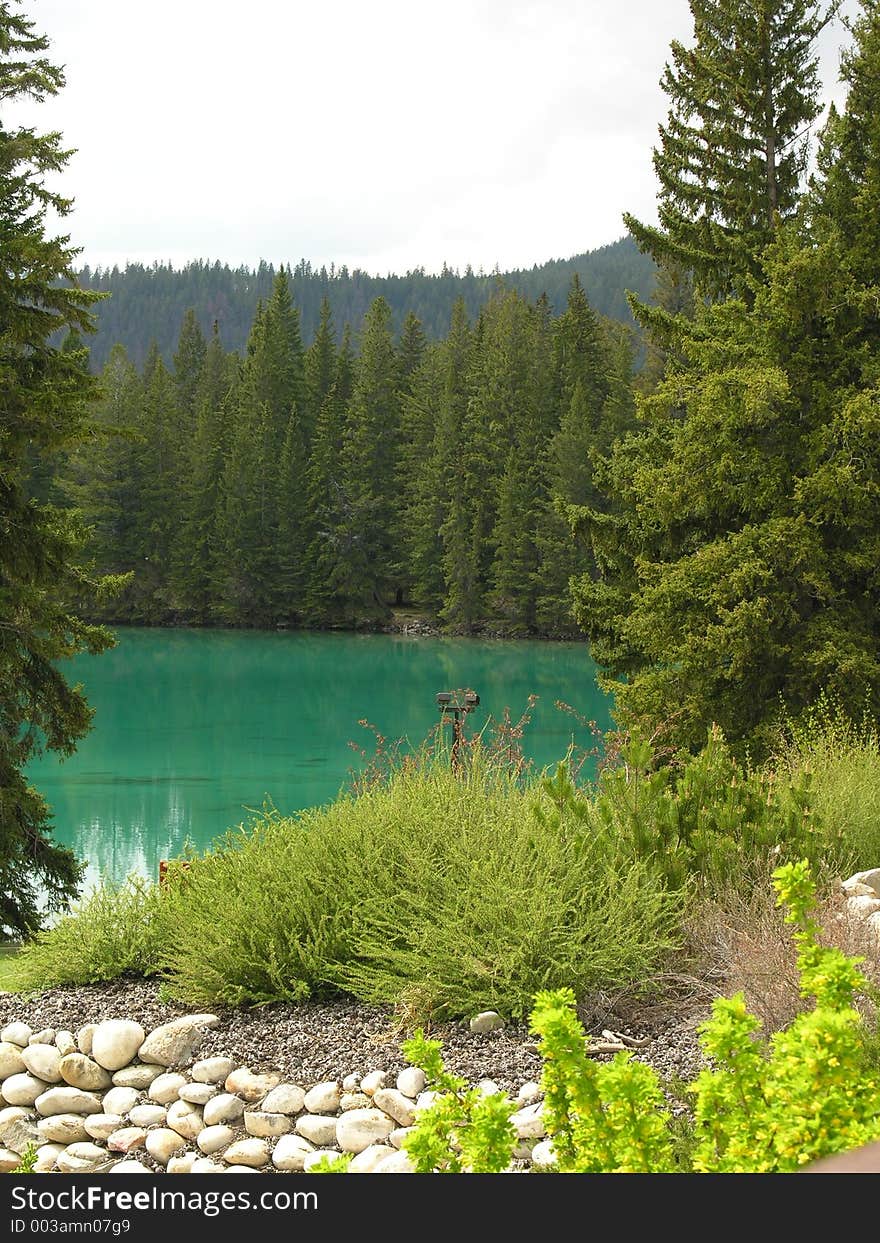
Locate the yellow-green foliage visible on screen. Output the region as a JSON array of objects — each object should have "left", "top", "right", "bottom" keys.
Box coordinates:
[{"left": 403, "top": 860, "right": 880, "bottom": 1172}]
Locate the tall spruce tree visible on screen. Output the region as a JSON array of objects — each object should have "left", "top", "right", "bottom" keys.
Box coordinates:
[
  {"left": 572, "top": 0, "right": 880, "bottom": 754},
  {"left": 0, "top": 1, "right": 117, "bottom": 936},
  {"left": 624, "top": 0, "right": 836, "bottom": 306}
]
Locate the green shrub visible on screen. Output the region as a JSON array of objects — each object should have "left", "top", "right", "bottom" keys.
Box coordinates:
[
  {"left": 153, "top": 757, "right": 681, "bottom": 1019},
  {"left": 10, "top": 875, "right": 161, "bottom": 991},
  {"left": 575, "top": 725, "right": 825, "bottom": 889},
  {"left": 773, "top": 693, "right": 880, "bottom": 871},
  {"left": 402, "top": 859, "right": 880, "bottom": 1173}
]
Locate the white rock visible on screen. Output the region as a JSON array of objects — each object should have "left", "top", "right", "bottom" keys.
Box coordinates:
[
  {"left": 469, "top": 1011, "right": 505, "bottom": 1034},
  {"left": 510, "top": 1101, "right": 546, "bottom": 1139},
  {"left": 389, "top": 1127, "right": 413, "bottom": 1149},
  {"left": 867, "top": 912, "right": 880, "bottom": 939},
  {"left": 516, "top": 1082, "right": 543, "bottom": 1106},
  {"left": 197, "top": 1125, "right": 236, "bottom": 1155},
  {"left": 414, "top": 1090, "right": 439, "bottom": 1114},
  {"left": 360, "top": 1070, "right": 387, "bottom": 1097},
  {"left": 302, "top": 1148, "right": 344, "bottom": 1172},
  {"left": 191, "top": 1157, "right": 226, "bottom": 1172},
  {"left": 58, "top": 1053, "right": 112, "bottom": 1092},
  {"left": 21, "top": 1044, "right": 62, "bottom": 1083},
  {"left": 477, "top": 1078, "right": 503, "bottom": 1096},
  {"left": 109, "top": 1160, "right": 152, "bottom": 1173},
  {"left": 0, "top": 1147, "right": 21, "bottom": 1172},
  {"left": 844, "top": 868, "right": 880, "bottom": 896},
  {"left": 224, "top": 1067, "right": 281, "bottom": 1102},
  {"left": 244, "top": 1110, "right": 291, "bottom": 1137},
  {"left": 295, "top": 1113, "right": 338, "bottom": 1147},
  {"left": 138, "top": 1015, "right": 219, "bottom": 1067},
  {"left": 262, "top": 1083, "right": 306, "bottom": 1115},
  {"left": 303, "top": 1080, "right": 341, "bottom": 1114},
  {"left": 348, "top": 1144, "right": 396, "bottom": 1172},
  {"left": 112, "top": 1064, "right": 163, "bottom": 1089},
  {"left": 336, "top": 1107, "right": 396, "bottom": 1153},
  {"left": 84, "top": 1113, "right": 126, "bottom": 1141},
  {"left": 103, "top": 1086, "right": 141, "bottom": 1117},
  {"left": 167, "top": 1153, "right": 198, "bottom": 1173},
  {"left": 76, "top": 1025, "right": 96, "bottom": 1056},
  {"left": 202, "top": 1093, "right": 245, "bottom": 1127},
  {"left": 531, "top": 1139, "right": 557, "bottom": 1169},
  {"left": 2, "top": 1073, "right": 48, "bottom": 1107},
  {"left": 0, "top": 1106, "right": 29, "bottom": 1133},
  {"left": 374, "top": 1149, "right": 415, "bottom": 1172},
  {"left": 223, "top": 1138, "right": 270, "bottom": 1168},
  {"left": 0, "top": 1043, "right": 27, "bottom": 1081},
  {"left": 55, "top": 1031, "right": 76, "bottom": 1056},
  {"left": 91, "top": 1020, "right": 146, "bottom": 1071},
  {"left": 148, "top": 1072, "right": 189, "bottom": 1104},
  {"left": 37, "top": 1114, "right": 90, "bottom": 1144},
  {"left": 192, "top": 1056, "right": 236, "bottom": 1084},
  {"left": 34, "top": 1143, "right": 65, "bottom": 1172},
  {"left": 166, "top": 1100, "right": 203, "bottom": 1140},
  {"left": 340, "top": 1092, "right": 371, "bottom": 1111},
  {"left": 107, "top": 1127, "right": 148, "bottom": 1154},
  {"left": 29, "top": 1028, "right": 55, "bottom": 1046},
  {"left": 846, "top": 894, "right": 880, "bottom": 917},
  {"left": 128, "top": 1104, "right": 167, "bottom": 1128},
  {"left": 2, "top": 1116, "right": 38, "bottom": 1154},
  {"left": 513, "top": 1140, "right": 536, "bottom": 1159},
  {"left": 145, "top": 1128, "right": 187, "bottom": 1165},
  {"left": 373, "top": 1088, "right": 416, "bottom": 1127},
  {"left": 179, "top": 1083, "right": 218, "bottom": 1105},
  {"left": 1, "top": 1023, "right": 31, "bottom": 1048},
  {"left": 35, "top": 1086, "right": 104, "bottom": 1116},
  {"left": 56, "top": 1142, "right": 113, "bottom": 1173},
  {"left": 342, "top": 1073, "right": 361, "bottom": 1092},
  {"left": 224, "top": 1165, "right": 259, "bottom": 1173},
  {"left": 396, "top": 1068, "right": 426, "bottom": 1099},
  {"left": 272, "top": 1134, "right": 315, "bottom": 1171}
]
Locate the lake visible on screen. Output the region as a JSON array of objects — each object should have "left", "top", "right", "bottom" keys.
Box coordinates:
[{"left": 27, "top": 627, "right": 614, "bottom": 886}]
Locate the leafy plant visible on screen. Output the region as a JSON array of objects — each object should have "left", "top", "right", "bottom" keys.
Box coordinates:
[{"left": 10, "top": 1144, "right": 38, "bottom": 1174}]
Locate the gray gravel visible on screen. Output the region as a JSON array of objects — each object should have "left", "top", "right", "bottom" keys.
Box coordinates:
[{"left": 0, "top": 978, "right": 710, "bottom": 1094}]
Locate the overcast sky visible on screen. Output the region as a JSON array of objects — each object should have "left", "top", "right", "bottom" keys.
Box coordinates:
[{"left": 17, "top": 0, "right": 860, "bottom": 276}]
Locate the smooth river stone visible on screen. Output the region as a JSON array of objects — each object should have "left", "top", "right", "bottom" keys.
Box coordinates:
[
  {"left": 510, "top": 1101, "right": 546, "bottom": 1139},
  {"left": 516, "top": 1082, "right": 543, "bottom": 1106},
  {"left": 21, "top": 1044, "right": 62, "bottom": 1084},
  {"left": 196, "top": 1125, "right": 235, "bottom": 1155},
  {"left": 243, "top": 1111, "right": 291, "bottom": 1138},
  {"left": 145, "top": 1128, "right": 187, "bottom": 1165},
  {"left": 191, "top": 1057, "right": 236, "bottom": 1084},
  {"left": 56, "top": 1142, "right": 112, "bottom": 1173},
  {"left": 107, "top": 1127, "right": 148, "bottom": 1154},
  {"left": 469, "top": 1011, "right": 505, "bottom": 1034},
  {"left": 35, "top": 1087, "right": 104, "bottom": 1117},
  {"left": 102, "top": 1086, "right": 141, "bottom": 1117},
  {"left": 178, "top": 1083, "right": 218, "bottom": 1105},
  {"left": 271, "top": 1135, "right": 315, "bottom": 1172},
  {"left": 128, "top": 1104, "right": 167, "bottom": 1128},
  {"left": 148, "top": 1072, "right": 188, "bottom": 1104},
  {"left": 360, "top": 1071, "right": 386, "bottom": 1097},
  {"left": 342, "top": 1074, "right": 361, "bottom": 1093},
  {"left": 0, "top": 1107, "right": 29, "bottom": 1133},
  {"left": 202, "top": 1094, "right": 245, "bottom": 1127},
  {"left": 222, "top": 1138, "right": 269, "bottom": 1168},
  {"left": 35, "top": 1143, "right": 65, "bottom": 1172},
  {"left": 167, "top": 1153, "right": 198, "bottom": 1174},
  {"left": 112, "top": 1064, "right": 163, "bottom": 1090},
  {"left": 138, "top": 1015, "right": 219, "bottom": 1067},
  {"left": 108, "top": 1161, "right": 152, "bottom": 1174},
  {"left": 374, "top": 1149, "right": 415, "bottom": 1173},
  {"left": 0, "top": 1044, "right": 27, "bottom": 1082},
  {"left": 224, "top": 1068, "right": 281, "bottom": 1102},
  {"left": 340, "top": 1092, "right": 371, "bottom": 1111},
  {"left": 396, "top": 1068, "right": 426, "bottom": 1099},
  {"left": 91, "top": 1020, "right": 146, "bottom": 1071},
  {"left": 166, "top": 1100, "right": 203, "bottom": 1140},
  {"left": 55, "top": 1031, "right": 76, "bottom": 1057},
  {"left": 2, "top": 1074, "right": 48, "bottom": 1107},
  {"left": 76, "top": 1025, "right": 96, "bottom": 1056},
  {"left": 1, "top": 1024, "right": 32, "bottom": 1048},
  {"left": 58, "top": 1053, "right": 112, "bottom": 1092},
  {"left": 348, "top": 1144, "right": 396, "bottom": 1173},
  {"left": 295, "top": 1114, "right": 338, "bottom": 1147},
  {"left": 302, "top": 1149, "right": 344, "bottom": 1172},
  {"left": 0, "top": 1148, "right": 21, "bottom": 1173},
  {"left": 84, "top": 1113, "right": 126, "bottom": 1141},
  {"left": 29, "top": 1029, "right": 55, "bottom": 1046},
  {"left": 336, "top": 1108, "right": 395, "bottom": 1154},
  {"left": 37, "top": 1114, "right": 90, "bottom": 1144},
  {"left": 303, "top": 1081, "right": 341, "bottom": 1114},
  {"left": 190, "top": 1158, "right": 225, "bottom": 1173},
  {"left": 372, "top": 1088, "right": 416, "bottom": 1127},
  {"left": 261, "top": 1083, "right": 305, "bottom": 1115}
]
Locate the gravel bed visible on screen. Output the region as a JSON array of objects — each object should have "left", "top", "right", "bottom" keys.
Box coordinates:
[{"left": 0, "top": 977, "right": 710, "bottom": 1093}]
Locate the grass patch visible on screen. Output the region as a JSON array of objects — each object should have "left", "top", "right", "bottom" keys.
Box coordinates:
[{"left": 0, "top": 944, "right": 22, "bottom": 992}]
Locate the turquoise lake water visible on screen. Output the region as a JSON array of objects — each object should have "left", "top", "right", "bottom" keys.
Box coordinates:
[{"left": 26, "top": 627, "right": 614, "bottom": 886}]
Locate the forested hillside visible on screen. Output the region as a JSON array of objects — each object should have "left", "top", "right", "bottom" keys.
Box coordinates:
[{"left": 73, "top": 235, "right": 654, "bottom": 369}]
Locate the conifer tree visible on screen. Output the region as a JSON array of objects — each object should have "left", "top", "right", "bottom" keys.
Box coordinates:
[
  {"left": 0, "top": 1, "right": 117, "bottom": 935},
  {"left": 172, "top": 307, "right": 207, "bottom": 420}
]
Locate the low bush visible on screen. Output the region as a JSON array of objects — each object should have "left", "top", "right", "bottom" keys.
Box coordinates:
[{"left": 9, "top": 875, "right": 161, "bottom": 991}]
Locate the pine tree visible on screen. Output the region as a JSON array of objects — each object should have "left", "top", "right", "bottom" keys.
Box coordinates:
[
  {"left": 624, "top": 0, "right": 836, "bottom": 304},
  {"left": 172, "top": 307, "right": 207, "bottom": 420},
  {"left": 304, "top": 296, "right": 337, "bottom": 442},
  {"left": 0, "top": 1, "right": 117, "bottom": 936}
]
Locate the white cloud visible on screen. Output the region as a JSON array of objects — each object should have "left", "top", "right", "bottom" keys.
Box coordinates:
[{"left": 16, "top": 0, "right": 860, "bottom": 275}]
